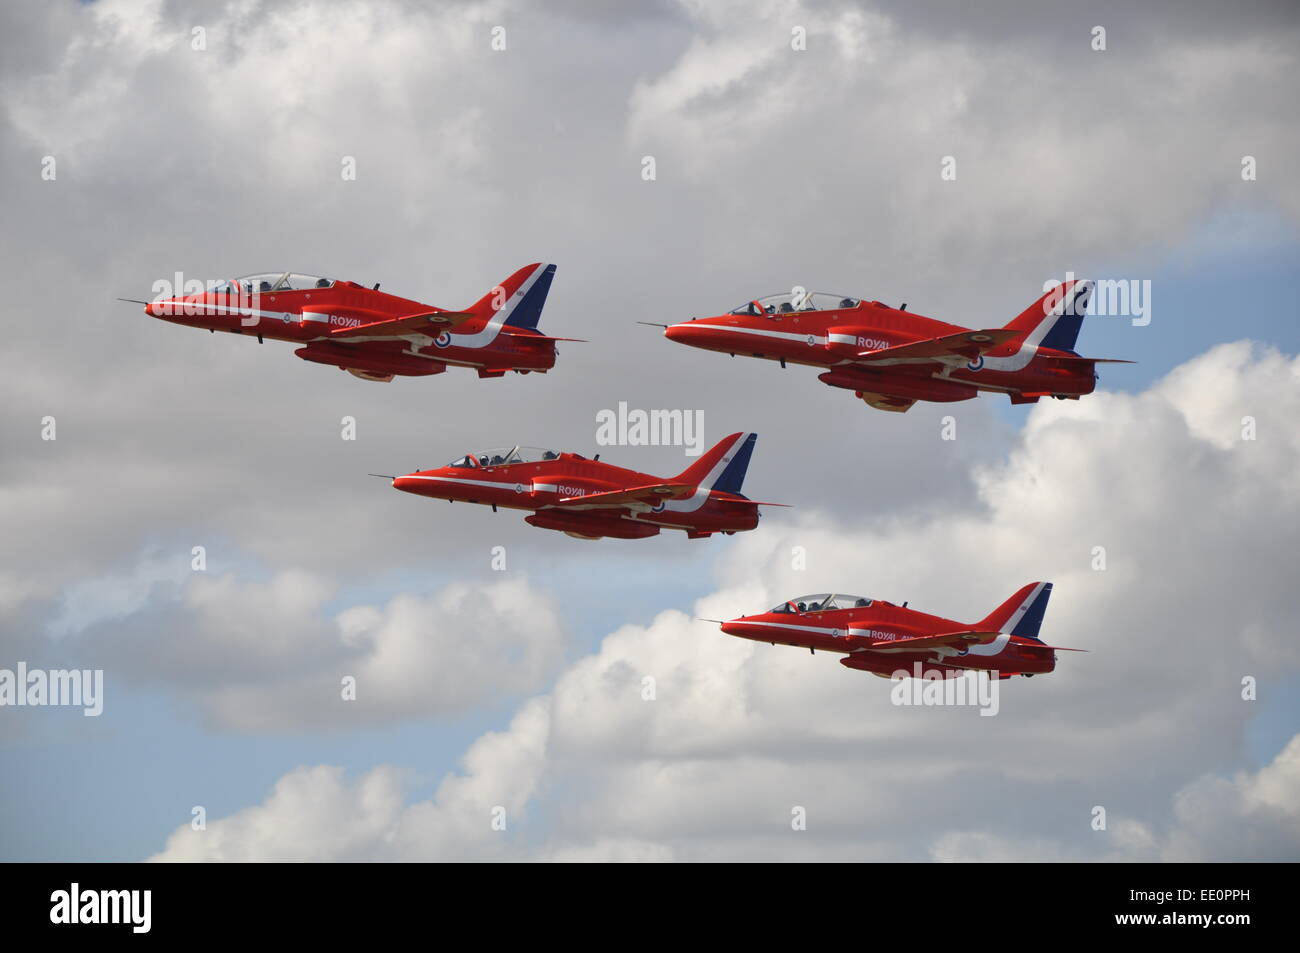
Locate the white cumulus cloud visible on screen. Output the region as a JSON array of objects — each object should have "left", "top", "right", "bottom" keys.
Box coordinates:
[{"left": 151, "top": 342, "right": 1300, "bottom": 860}]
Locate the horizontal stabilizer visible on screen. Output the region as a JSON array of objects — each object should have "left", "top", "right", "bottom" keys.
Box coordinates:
[
  {"left": 501, "top": 331, "right": 588, "bottom": 343},
  {"left": 330, "top": 310, "right": 476, "bottom": 338},
  {"left": 855, "top": 329, "right": 1019, "bottom": 364}
]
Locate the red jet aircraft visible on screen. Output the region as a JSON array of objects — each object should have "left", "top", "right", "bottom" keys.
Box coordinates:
[
  {"left": 125, "top": 262, "right": 571, "bottom": 382},
  {"left": 385, "top": 432, "right": 782, "bottom": 539},
  {"left": 660, "top": 279, "right": 1129, "bottom": 412},
  {"left": 716, "top": 582, "right": 1084, "bottom": 679}
]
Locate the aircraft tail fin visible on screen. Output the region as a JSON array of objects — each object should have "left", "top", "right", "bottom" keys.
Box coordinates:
[
  {"left": 464, "top": 262, "right": 557, "bottom": 331},
  {"left": 975, "top": 582, "right": 1053, "bottom": 642},
  {"left": 1003, "top": 280, "right": 1092, "bottom": 353},
  {"left": 674, "top": 432, "right": 757, "bottom": 495}
]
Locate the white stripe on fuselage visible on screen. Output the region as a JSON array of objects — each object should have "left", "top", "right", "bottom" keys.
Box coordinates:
[
  {"left": 170, "top": 264, "right": 549, "bottom": 353},
  {"left": 687, "top": 284, "right": 1090, "bottom": 377},
  {"left": 401, "top": 474, "right": 523, "bottom": 492},
  {"left": 163, "top": 304, "right": 467, "bottom": 361},
  {"left": 726, "top": 619, "right": 843, "bottom": 636},
  {"left": 410, "top": 432, "right": 751, "bottom": 526},
  {"left": 404, "top": 474, "right": 715, "bottom": 514},
  {"left": 161, "top": 304, "right": 292, "bottom": 322},
  {"left": 682, "top": 322, "right": 825, "bottom": 346}
]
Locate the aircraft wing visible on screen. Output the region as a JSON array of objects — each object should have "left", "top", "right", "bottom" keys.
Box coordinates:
[
  {"left": 500, "top": 330, "right": 588, "bottom": 343},
  {"left": 855, "top": 329, "right": 1020, "bottom": 365},
  {"left": 554, "top": 483, "right": 696, "bottom": 507},
  {"left": 849, "top": 629, "right": 1001, "bottom": 651},
  {"left": 329, "top": 310, "right": 476, "bottom": 339}
]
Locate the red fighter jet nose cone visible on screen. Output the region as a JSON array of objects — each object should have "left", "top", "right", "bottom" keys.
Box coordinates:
[
  {"left": 392, "top": 475, "right": 419, "bottom": 493},
  {"left": 664, "top": 321, "right": 720, "bottom": 348}
]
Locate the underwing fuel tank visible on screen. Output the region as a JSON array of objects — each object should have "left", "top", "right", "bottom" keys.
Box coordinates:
[
  {"left": 293, "top": 343, "right": 447, "bottom": 377},
  {"left": 817, "top": 369, "right": 978, "bottom": 403},
  {"left": 525, "top": 511, "right": 660, "bottom": 539}
]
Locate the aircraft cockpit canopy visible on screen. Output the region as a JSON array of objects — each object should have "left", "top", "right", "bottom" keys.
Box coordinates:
[
  {"left": 448, "top": 445, "right": 561, "bottom": 468},
  {"left": 219, "top": 272, "right": 336, "bottom": 294},
  {"left": 771, "top": 593, "right": 872, "bottom": 613},
  {"left": 729, "top": 292, "right": 860, "bottom": 316}
]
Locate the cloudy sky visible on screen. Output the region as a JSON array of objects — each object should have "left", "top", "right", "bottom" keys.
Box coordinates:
[{"left": 1, "top": 0, "right": 1298, "bottom": 861}]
